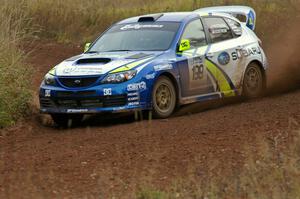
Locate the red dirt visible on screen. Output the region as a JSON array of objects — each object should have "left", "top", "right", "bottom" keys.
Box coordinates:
[{"left": 0, "top": 37, "right": 300, "bottom": 198}]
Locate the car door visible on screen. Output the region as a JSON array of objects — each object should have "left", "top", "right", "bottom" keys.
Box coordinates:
[
  {"left": 177, "top": 19, "right": 215, "bottom": 98},
  {"left": 202, "top": 16, "right": 247, "bottom": 97}
]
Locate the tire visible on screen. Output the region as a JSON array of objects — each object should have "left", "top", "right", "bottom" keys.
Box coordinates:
[
  {"left": 51, "top": 114, "right": 83, "bottom": 127},
  {"left": 152, "top": 76, "right": 176, "bottom": 119},
  {"left": 242, "top": 62, "right": 265, "bottom": 98}
]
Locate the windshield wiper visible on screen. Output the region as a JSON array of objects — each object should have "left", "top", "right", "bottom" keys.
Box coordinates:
[
  {"left": 85, "top": 51, "right": 99, "bottom": 54},
  {"left": 105, "top": 50, "right": 133, "bottom": 52}
]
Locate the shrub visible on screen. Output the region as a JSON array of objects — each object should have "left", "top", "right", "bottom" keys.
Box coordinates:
[{"left": 0, "top": 0, "right": 33, "bottom": 127}]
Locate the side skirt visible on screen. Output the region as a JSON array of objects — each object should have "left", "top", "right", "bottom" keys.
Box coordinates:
[{"left": 179, "top": 89, "right": 240, "bottom": 105}]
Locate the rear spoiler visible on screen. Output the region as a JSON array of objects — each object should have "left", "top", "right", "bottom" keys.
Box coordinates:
[{"left": 195, "top": 6, "right": 256, "bottom": 30}]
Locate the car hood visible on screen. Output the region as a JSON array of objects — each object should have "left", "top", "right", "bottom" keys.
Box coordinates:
[{"left": 55, "top": 51, "right": 163, "bottom": 77}]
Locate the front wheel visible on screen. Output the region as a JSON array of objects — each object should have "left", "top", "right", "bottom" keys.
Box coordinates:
[
  {"left": 242, "top": 63, "right": 265, "bottom": 98},
  {"left": 51, "top": 114, "right": 83, "bottom": 127},
  {"left": 152, "top": 76, "right": 176, "bottom": 119}
]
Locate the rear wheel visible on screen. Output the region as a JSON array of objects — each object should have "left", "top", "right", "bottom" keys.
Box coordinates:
[
  {"left": 242, "top": 62, "right": 265, "bottom": 98},
  {"left": 51, "top": 114, "right": 83, "bottom": 127},
  {"left": 152, "top": 76, "right": 176, "bottom": 119}
]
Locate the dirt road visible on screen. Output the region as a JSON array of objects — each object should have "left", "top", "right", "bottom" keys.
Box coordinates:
[{"left": 0, "top": 42, "right": 299, "bottom": 198}]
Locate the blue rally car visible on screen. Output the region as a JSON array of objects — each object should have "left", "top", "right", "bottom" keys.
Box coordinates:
[{"left": 40, "top": 6, "right": 268, "bottom": 126}]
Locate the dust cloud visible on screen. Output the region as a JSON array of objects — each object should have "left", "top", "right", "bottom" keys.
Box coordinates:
[{"left": 266, "top": 16, "right": 300, "bottom": 92}]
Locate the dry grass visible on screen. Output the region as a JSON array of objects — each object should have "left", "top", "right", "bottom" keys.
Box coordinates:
[
  {"left": 0, "top": 0, "right": 33, "bottom": 127},
  {"left": 21, "top": 0, "right": 298, "bottom": 43}
]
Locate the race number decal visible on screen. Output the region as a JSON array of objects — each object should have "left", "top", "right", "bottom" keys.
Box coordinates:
[
  {"left": 192, "top": 57, "right": 204, "bottom": 81},
  {"left": 188, "top": 56, "right": 206, "bottom": 91}
]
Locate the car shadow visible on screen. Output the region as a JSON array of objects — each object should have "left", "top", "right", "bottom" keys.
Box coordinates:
[{"left": 80, "top": 112, "right": 136, "bottom": 127}]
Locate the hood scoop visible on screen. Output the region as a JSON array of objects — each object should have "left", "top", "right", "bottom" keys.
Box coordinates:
[{"left": 76, "top": 58, "right": 111, "bottom": 65}]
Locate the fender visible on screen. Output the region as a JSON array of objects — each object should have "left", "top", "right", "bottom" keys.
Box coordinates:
[
  {"left": 238, "top": 59, "right": 265, "bottom": 94},
  {"left": 148, "top": 69, "right": 181, "bottom": 107}
]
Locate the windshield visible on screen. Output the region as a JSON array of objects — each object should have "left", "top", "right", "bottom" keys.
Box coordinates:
[{"left": 88, "top": 22, "right": 180, "bottom": 52}]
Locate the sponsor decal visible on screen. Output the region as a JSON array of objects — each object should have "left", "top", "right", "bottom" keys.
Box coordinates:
[
  {"left": 127, "top": 92, "right": 139, "bottom": 97},
  {"left": 128, "top": 97, "right": 139, "bottom": 101},
  {"left": 62, "top": 66, "right": 102, "bottom": 75},
  {"left": 103, "top": 88, "right": 112, "bottom": 96},
  {"left": 232, "top": 46, "right": 261, "bottom": 61},
  {"left": 127, "top": 81, "right": 147, "bottom": 91},
  {"left": 145, "top": 73, "right": 155, "bottom": 79},
  {"left": 218, "top": 52, "right": 231, "bottom": 65},
  {"left": 63, "top": 67, "right": 76, "bottom": 74},
  {"left": 154, "top": 64, "right": 173, "bottom": 71},
  {"left": 67, "top": 109, "right": 88, "bottom": 113},
  {"left": 45, "top": 89, "right": 51, "bottom": 97},
  {"left": 128, "top": 102, "right": 140, "bottom": 106},
  {"left": 209, "top": 24, "right": 229, "bottom": 34},
  {"left": 120, "top": 24, "right": 164, "bottom": 31}
]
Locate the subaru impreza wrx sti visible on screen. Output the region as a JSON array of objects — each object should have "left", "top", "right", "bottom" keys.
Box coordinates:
[{"left": 39, "top": 6, "right": 268, "bottom": 126}]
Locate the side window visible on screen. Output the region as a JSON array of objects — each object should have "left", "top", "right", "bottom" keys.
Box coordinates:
[
  {"left": 234, "top": 14, "right": 247, "bottom": 23},
  {"left": 224, "top": 18, "right": 242, "bottom": 37},
  {"left": 203, "top": 17, "right": 233, "bottom": 43},
  {"left": 181, "top": 19, "right": 207, "bottom": 49}
]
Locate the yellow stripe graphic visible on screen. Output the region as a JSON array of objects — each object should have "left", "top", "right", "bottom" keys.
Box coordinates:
[
  {"left": 205, "top": 59, "right": 235, "bottom": 97},
  {"left": 110, "top": 57, "right": 153, "bottom": 73}
]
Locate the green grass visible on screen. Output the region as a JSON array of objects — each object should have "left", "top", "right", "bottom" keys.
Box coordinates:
[{"left": 137, "top": 188, "right": 168, "bottom": 199}]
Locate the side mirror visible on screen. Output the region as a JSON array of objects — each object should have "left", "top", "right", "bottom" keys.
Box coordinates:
[
  {"left": 178, "top": 39, "right": 191, "bottom": 52},
  {"left": 84, "top": 43, "right": 91, "bottom": 53},
  {"left": 209, "top": 24, "right": 229, "bottom": 35}
]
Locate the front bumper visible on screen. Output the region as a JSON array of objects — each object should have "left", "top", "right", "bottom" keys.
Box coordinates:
[{"left": 39, "top": 81, "right": 151, "bottom": 114}]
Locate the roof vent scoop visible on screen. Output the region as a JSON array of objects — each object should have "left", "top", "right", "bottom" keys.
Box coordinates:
[{"left": 138, "top": 14, "right": 164, "bottom": 22}]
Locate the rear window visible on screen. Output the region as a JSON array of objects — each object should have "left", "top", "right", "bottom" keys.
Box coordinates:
[
  {"left": 203, "top": 17, "right": 233, "bottom": 43},
  {"left": 224, "top": 18, "right": 242, "bottom": 37},
  {"left": 234, "top": 14, "right": 247, "bottom": 22}
]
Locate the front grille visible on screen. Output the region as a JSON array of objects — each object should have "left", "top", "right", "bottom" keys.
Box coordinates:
[
  {"left": 40, "top": 95, "right": 127, "bottom": 109},
  {"left": 103, "top": 95, "right": 127, "bottom": 107},
  {"left": 57, "top": 99, "right": 77, "bottom": 107},
  {"left": 56, "top": 90, "right": 96, "bottom": 98},
  {"left": 58, "top": 77, "right": 99, "bottom": 88},
  {"left": 40, "top": 98, "right": 56, "bottom": 108},
  {"left": 80, "top": 99, "right": 103, "bottom": 107}
]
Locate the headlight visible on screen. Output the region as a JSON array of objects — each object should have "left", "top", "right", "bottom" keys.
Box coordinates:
[
  {"left": 44, "top": 73, "right": 56, "bottom": 85},
  {"left": 102, "top": 70, "right": 137, "bottom": 84}
]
